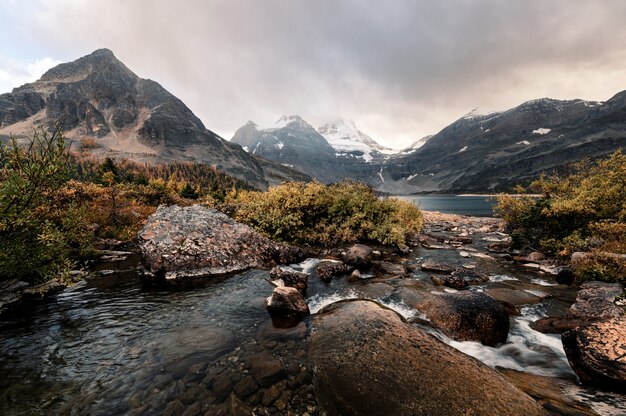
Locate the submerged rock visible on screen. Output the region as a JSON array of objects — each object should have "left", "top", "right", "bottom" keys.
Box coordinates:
[
  {"left": 265, "top": 286, "right": 310, "bottom": 318},
  {"left": 562, "top": 317, "right": 626, "bottom": 393},
  {"left": 308, "top": 300, "right": 544, "bottom": 416},
  {"left": 138, "top": 205, "right": 304, "bottom": 280},
  {"left": 373, "top": 261, "right": 410, "bottom": 277},
  {"left": 418, "top": 291, "right": 510, "bottom": 346}
]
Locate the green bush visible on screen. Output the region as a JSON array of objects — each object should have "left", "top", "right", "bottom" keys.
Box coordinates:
[
  {"left": 0, "top": 128, "right": 94, "bottom": 283},
  {"left": 496, "top": 150, "right": 626, "bottom": 282},
  {"left": 227, "top": 181, "right": 423, "bottom": 247}
]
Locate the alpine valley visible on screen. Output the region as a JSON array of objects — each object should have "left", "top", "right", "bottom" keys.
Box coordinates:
[{"left": 1, "top": 49, "right": 625, "bottom": 193}]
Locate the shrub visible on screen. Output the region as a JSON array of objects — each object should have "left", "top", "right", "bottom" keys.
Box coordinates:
[
  {"left": 227, "top": 181, "right": 423, "bottom": 247},
  {"left": 496, "top": 150, "right": 626, "bottom": 282},
  {"left": 0, "top": 128, "right": 94, "bottom": 283}
]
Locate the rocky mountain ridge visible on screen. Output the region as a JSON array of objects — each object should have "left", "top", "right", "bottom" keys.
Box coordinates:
[{"left": 0, "top": 49, "right": 303, "bottom": 189}]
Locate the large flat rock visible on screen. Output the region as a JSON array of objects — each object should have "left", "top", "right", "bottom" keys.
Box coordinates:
[
  {"left": 308, "top": 300, "right": 545, "bottom": 416},
  {"left": 138, "top": 205, "right": 303, "bottom": 280}
]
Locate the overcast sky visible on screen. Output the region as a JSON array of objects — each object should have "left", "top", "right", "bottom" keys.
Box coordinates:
[{"left": 2, "top": 0, "right": 626, "bottom": 148}]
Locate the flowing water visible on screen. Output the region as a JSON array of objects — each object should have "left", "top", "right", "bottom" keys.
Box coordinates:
[{"left": 1, "top": 247, "right": 625, "bottom": 415}]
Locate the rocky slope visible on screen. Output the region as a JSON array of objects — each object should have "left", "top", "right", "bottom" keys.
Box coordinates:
[
  {"left": 0, "top": 49, "right": 280, "bottom": 190},
  {"left": 378, "top": 94, "right": 626, "bottom": 193}
]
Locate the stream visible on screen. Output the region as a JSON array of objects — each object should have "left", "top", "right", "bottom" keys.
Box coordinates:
[{"left": 1, "top": 245, "right": 625, "bottom": 415}]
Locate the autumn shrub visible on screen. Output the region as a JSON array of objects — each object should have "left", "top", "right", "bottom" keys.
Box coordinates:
[
  {"left": 0, "top": 129, "right": 94, "bottom": 284},
  {"left": 227, "top": 181, "right": 423, "bottom": 246},
  {"left": 496, "top": 150, "right": 626, "bottom": 282}
]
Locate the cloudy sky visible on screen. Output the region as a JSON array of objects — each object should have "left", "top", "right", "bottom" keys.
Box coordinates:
[{"left": 2, "top": 0, "right": 626, "bottom": 148}]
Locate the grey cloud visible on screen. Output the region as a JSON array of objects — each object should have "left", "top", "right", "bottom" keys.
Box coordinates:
[{"left": 5, "top": 0, "right": 626, "bottom": 147}]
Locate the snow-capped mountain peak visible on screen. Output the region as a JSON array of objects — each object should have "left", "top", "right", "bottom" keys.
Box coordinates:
[{"left": 317, "top": 118, "right": 393, "bottom": 162}]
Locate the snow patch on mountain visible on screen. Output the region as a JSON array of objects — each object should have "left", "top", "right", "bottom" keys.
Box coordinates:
[
  {"left": 318, "top": 119, "right": 393, "bottom": 163},
  {"left": 532, "top": 128, "right": 551, "bottom": 135}
]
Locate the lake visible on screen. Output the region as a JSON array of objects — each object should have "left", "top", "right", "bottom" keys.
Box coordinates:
[{"left": 394, "top": 194, "right": 498, "bottom": 217}]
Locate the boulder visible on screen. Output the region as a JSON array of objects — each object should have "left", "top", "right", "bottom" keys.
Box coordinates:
[
  {"left": 569, "top": 281, "right": 624, "bottom": 322},
  {"left": 418, "top": 292, "right": 510, "bottom": 346},
  {"left": 138, "top": 205, "right": 304, "bottom": 280},
  {"left": 269, "top": 267, "right": 308, "bottom": 295},
  {"left": 265, "top": 286, "right": 310, "bottom": 318},
  {"left": 555, "top": 267, "right": 575, "bottom": 285},
  {"left": 308, "top": 300, "right": 544, "bottom": 416},
  {"left": 562, "top": 317, "right": 626, "bottom": 392},
  {"left": 420, "top": 260, "right": 454, "bottom": 274},
  {"left": 316, "top": 260, "right": 349, "bottom": 283},
  {"left": 342, "top": 244, "right": 373, "bottom": 267}
]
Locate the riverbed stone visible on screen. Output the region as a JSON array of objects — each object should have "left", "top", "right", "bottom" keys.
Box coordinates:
[
  {"left": 420, "top": 260, "right": 454, "bottom": 274},
  {"left": 246, "top": 352, "right": 287, "bottom": 387},
  {"left": 138, "top": 205, "right": 304, "bottom": 280},
  {"left": 486, "top": 288, "right": 545, "bottom": 306},
  {"left": 433, "top": 268, "right": 488, "bottom": 289},
  {"left": 270, "top": 267, "right": 308, "bottom": 295},
  {"left": 562, "top": 317, "right": 626, "bottom": 392},
  {"left": 373, "top": 261, "right": 410, "bottom": 277},
  {"left": 265, "top": 286, "right": 310, "bottom": 318},
  {"left": 308, "top": 300, "right": 544, "bottom": 416},
  {"left": 418, "top": 291, "right": 510, "bottom": 346}
]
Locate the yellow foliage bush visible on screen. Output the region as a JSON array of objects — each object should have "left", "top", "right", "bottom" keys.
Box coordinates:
[
  {"left": 496, "top": 150, "right": 626, "bottom": 282},
  {"left": 227, "top": 181, "right": 423, "bottom": 247}
]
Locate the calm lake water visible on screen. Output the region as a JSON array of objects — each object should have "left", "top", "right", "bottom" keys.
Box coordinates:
[{"left": 395, "top": 195, "right": 497, "bottom": 217}]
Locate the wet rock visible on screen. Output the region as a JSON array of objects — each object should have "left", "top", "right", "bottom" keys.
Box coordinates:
[
  {"left": 530, "top": 317, "right": 586, "bottom": 334},
  {"left": 309, "top": 300, "right": 544, "bottom": 416},
  {"left": 342, "top": 244, "right": 373, "bottom": 267},
  {"left": 419, "top": 292, "right": 510, "bottom": 346},
  {"left": 265, "top": 286, "right": 310, "bottom": 318},
  {"left": 316, "top": 260, "right": 349, "bottom": 282},
  {"left": 500, "top": 368, "right": 598, "bottom": 415},
  {"left": 373, "top": 261, "right": 410, "bottom": 277},
  {"left": 458, "top": 250, "right": 471, "bottom": 258},
  {"left": 418, "top": 234, "right": 449, "bottom": 249},
  {"left": 270, "top": 267, "right": 308, "bottom": 295},
  {"left": 450, "top": 235, "right": 473, "bottom": 244},
  {"left": 420, "top": 260, "right": 454, "bottom": 274},
  {"left": 487, "top": 241, "right": 510, "bottom": 253},
  {"left": 138, "top": 205, "right": 304, "bottom": 280},
  {"left": 562, "top": 317, "right": 626, "bottom": 392},
  {"left": 349, "top": 269, "right": 362, "bottom": 280},
  {"left": 247, "top": 352, "right": 287, "bottom": 387},
  {"left": 433, "top": 268, "right": 488, "bottom": 289},
  {"left": 486, "top": 288, "right": 545, "bottom": 306}
]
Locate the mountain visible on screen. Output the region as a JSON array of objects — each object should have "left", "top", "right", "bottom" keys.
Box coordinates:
[
  {"left": 231, "top": 116, "right": 392, "bottom": 183},
  {"left": 0, "top": 49, "right": 271, "bottom": 189},
  {"left": 378, "top": 94, "right": 626, "bottom": 193},
  {"left": 317, "top": 118, "right": 393, "bottom": 162}
]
